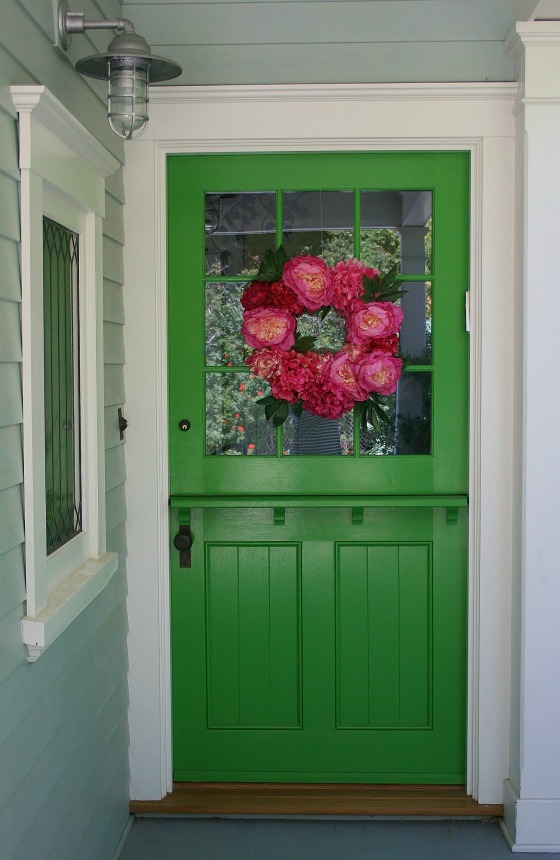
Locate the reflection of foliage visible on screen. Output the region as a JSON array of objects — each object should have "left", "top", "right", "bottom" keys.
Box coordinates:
[
  {"left": 283, "top": 229, "right": 401, "bottom": 273},
  {"left": 397, "top": 414, "right": 431, "bottom": 454},
  {"left": 205, "top": 373, "right": 275, "bottom": 455},
  {"left": 205, "top": 282, "right": 248, "bottom": 366},
  {"left": 296, "top": 309, "right": 347, "bottom": 352},
  {"left": 360, "top": 372, "right": 432, "bottom": 456},
  {"left": 425, "top": 218, "right": 432, "bottom": 274}
]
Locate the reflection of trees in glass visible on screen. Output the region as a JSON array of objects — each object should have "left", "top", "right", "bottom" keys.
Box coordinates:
[
  {"left": 360, "top": 373, "right": 431, "bottom": 457},
  {"left": 283, "top": 228, "right": 401, "bottom": 273},
  {"left": 205, "top": 282, "right": 249, "bottom": 366},
  {"left": 424, "top": 217, "right": 433, "bottom": 273},
  {"left": 205, "top": 374, "right": 275, "bottom": 456}
]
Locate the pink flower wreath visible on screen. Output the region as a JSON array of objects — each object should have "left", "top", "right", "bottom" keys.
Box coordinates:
[{"left": 240, "top": 247, "right": 404, "bottom": 428}]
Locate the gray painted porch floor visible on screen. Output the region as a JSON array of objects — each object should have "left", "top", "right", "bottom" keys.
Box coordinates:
[{"left": 120, "top": 818, "right": 545, "bottom": 858}]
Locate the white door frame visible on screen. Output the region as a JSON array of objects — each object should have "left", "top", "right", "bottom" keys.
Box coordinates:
[{"left": 123, "top": 83, "right": 517, "bottom": 803}]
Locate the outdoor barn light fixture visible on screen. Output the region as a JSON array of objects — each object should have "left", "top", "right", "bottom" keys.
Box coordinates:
[{"left": 57, "top": 0, "right": 182, "bottom": 139}]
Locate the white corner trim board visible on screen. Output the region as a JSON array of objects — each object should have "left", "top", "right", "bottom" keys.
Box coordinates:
[{"left": 21, "top": 553, "right": 118, "bottom": 662}]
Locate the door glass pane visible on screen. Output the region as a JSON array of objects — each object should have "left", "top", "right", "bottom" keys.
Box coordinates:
[
  {"left": 361, "top": 191, "right": 432, "bottom": 274},
  {"left": 360, "top": 372, "right": 432, "bottom": 456},
  {"left": 399, "top": 282, "right": 432, "bottom": 366},
  {"left": 283, "top": 191, "right": 354, "bottom": 260},
  {"left": 205, "top": 373, "right": 276, "bottom": 455},
  {"left": 205, "top": 281, "right": 251, "bottom": 366},
  {"left": 282, "top": 410, "right": 354, "bottom": 456},
  {"left": 205, "top": 192, "right": 276, "bottom": 277}
]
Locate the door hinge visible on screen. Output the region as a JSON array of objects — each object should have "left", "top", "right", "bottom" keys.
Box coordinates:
[{"left": 465, "top": 290, "right": 471, "bottom": 333}]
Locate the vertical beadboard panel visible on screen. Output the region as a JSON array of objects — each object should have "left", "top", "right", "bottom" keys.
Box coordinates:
[{"left": 0, "top": 1, "right": 129, "bottom": 858}]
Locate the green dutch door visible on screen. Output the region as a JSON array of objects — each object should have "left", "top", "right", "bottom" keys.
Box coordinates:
[{"left": 168, "top": 151, "right": 469, "bottom": 783}]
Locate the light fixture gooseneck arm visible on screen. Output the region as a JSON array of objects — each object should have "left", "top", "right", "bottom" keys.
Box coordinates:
[
  {"left": 64, "top": 13, "right": 135, "bottom": 35},
  {"left": 59, "top": 2, "right": 136, "bottom": 50}
]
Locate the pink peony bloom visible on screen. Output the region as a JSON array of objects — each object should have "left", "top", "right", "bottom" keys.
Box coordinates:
[
  {"left": 354, "top": 350, "right": 403, "bottom": 396},
  {"left": 341, "top": 342, "right": 368, "bottom": 361},
  {"left": 246, "top": 347, "right": 283, "bottom": 380},
  {"left": 270, "top": 279, "right": 305, "bottom": 315},
  {"left": 242, "top": 307, "right": 296, "bottom": 351},
  {"left": 240, "top": 280, "right": 274, "bottom": 310},
  {"left": 329, "top": 350, "right": 369, "bottom": 401},
  {"left": 282, "top": 256, "right": 333, "bottom": 311},
  {"left": 347, "top": 301, "right": 404, "bottom": 345},
  {"left": 331, "top": 259, "right": 380, "bottom": 312}
]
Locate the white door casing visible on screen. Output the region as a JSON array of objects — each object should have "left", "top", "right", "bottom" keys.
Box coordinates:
[{"left": 122, "top": 83, "right": 517, "bottom": 805}]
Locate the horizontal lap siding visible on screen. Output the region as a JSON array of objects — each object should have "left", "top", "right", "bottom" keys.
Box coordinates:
[{"left": 0, "top": 2, "right": 129, "bottom": 858}]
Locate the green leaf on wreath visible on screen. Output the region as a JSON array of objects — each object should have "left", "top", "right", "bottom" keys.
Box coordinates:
[
  {"left": 255, "top": 246, "right": 287, "bottom": 282},
  {"left": 361, "top": 272, "right": 382, "bottom": 300},
  {"left": 367, "top": 403, "right": 382, "bottom": 433},
  {"left": 355, "top": 401, "right": 368, "bottom": 432},
  {"left": 361, "top": 263, "right": 406, "bottom": 303},
  {"left": 369, "top": 394, "right": 392, "bottom": 429},
  {"left": 293, "top": 335, "right": 317, "bottom": 353},
  {"left": 272, "top": 400, "right": 290, "bottom": 427},
  {"left": 265, "top": 399, "right": 281, "bottom": 420}
]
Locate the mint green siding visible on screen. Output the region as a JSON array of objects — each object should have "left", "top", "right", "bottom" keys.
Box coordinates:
[{"left": 0, "top": 2, "right": 129, "bottom": 858}]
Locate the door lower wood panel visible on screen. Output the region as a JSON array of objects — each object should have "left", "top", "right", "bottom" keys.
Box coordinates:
[{"left": 130, "top": 783, "right": 503, "bottom": 817}]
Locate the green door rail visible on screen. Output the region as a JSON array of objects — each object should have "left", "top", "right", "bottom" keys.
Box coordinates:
[{"left": 170, "top": 494, "right": 468, "bottom": 525}]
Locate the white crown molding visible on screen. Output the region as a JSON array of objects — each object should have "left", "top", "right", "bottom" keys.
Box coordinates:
[
  {"left": 155, "top": 136, "right": 482, "bottom": 154},
  {"left": 150, "top": 82, "right": 518, "bottom": 106},
  {"left": 506, "top": 20, "right": 560, "bottom": 60},
  {"left": 11, "top": 85, "right": 119, "bottom": 178}
]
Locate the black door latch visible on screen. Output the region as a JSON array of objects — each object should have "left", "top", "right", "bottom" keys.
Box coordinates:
[{"left": 173, "top": 525, "right": 193, "bottom": 568}]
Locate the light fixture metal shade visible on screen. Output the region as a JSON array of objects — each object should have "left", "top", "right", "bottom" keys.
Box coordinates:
[{"left": 75, "top": 31, "right": 182, "bottom": 83}]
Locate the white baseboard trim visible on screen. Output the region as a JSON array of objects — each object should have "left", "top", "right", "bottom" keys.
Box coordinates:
[{"left": 502, "top": 779, "right": 560, "bottom": 852}]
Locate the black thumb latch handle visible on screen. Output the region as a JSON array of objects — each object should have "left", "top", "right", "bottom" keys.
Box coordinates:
[{"left": 173, "top": 525, "right": 192, "bottom": 567}]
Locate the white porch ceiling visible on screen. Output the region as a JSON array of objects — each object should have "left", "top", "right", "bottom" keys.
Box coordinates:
[{"left": 118, "top": 0, "right": 556, "bottom": 87}]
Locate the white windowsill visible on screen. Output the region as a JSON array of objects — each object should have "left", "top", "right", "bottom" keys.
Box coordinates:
[{"left": 21, "top": 552, "right": 118, "bottom": 662}]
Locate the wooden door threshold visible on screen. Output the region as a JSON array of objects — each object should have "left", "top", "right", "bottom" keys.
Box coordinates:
[{"left": 130, "top": 783, "right": 503, "bottom": 818}]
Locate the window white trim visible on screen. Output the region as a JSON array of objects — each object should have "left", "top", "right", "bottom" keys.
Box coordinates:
[{"left": 11, "top": 85, "right": 120, "bottom": 661}]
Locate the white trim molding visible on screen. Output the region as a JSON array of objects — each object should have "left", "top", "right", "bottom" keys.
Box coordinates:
[
  {"left": 123, "top": 82, "right": 517, "bottom": 804},
  {"left": 12, "top": 85, "right": 119, "bottom": 660}
]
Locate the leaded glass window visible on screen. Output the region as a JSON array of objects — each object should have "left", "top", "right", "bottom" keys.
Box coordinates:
[{"left": 43, "top": 217, "right": 82, "bottom": 554}]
